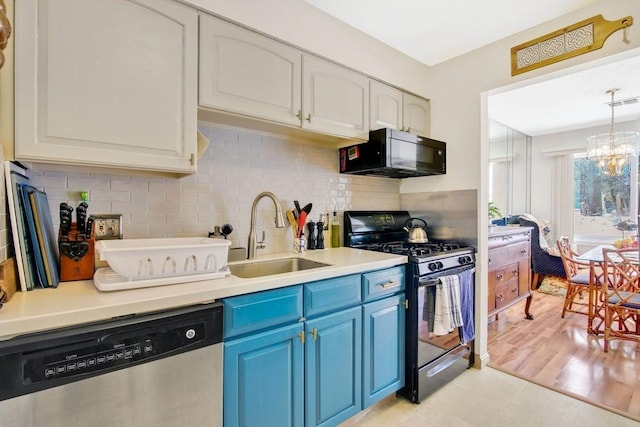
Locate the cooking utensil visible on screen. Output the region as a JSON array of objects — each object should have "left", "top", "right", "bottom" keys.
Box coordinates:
[
  {"left": 286, "top": 210, "right": 298, "bottom": 237},
  {"left": 296, "top": 211, "right": 307, "bottom": 238},
  {"left": 294, "top": 200, "right": 302, "bottom": 215},
  {"left": 301, "top": 202, "right": 312, "bottom": 215},
  {"left": 404, "top": 218, "right": 429, "bottom": 243}
]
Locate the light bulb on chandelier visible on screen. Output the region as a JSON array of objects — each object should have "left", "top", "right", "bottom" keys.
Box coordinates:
[{"left": 586, "top": 89, "right": 639, "bottom": 176}]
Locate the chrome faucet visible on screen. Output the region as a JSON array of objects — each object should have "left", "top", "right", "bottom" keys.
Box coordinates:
[{"left": 248, "top": 192, "right": 286, "bottom": 259}]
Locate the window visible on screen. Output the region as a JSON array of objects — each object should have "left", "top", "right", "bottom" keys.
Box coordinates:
[{"left": 573, "top": 154, "right": 638, "bottom": 243}]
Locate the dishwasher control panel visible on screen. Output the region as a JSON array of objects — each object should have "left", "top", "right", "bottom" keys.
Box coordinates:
[
  {"left": 26, "top": 322, "right": 205, "bottom": 383},
  {"left": 0, "top": 303, "right": 223, "bottom": 401}
]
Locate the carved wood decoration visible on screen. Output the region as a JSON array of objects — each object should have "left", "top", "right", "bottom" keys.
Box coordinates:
[
  {"left": 0, "top": 0, "right": 11, "bottom": 69},
  {"left": 511, "top": 15, "right": 633, "bottom": 76}
]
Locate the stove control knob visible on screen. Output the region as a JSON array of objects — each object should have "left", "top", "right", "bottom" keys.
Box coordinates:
[
  {"left": 458, "top": 256, "right": 472, "bottom": 264},
  {"left": 428, "top": 262, "right": 438, "bottom": 271},
  {"left": 437, "top": 262, "right": 444, "bottom": 270}
]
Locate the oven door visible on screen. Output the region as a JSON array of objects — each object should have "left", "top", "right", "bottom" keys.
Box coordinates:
[{"left": 405, "top": 265, "right": 474, "bottom": 403}]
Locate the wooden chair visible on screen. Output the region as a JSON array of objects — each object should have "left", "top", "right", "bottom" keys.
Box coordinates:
[
  {"left": 601, "top": 248, "right": 640, "bottom": 352},
  {"left": 556, "top": 237, "right": 592, "bottom": 318}
]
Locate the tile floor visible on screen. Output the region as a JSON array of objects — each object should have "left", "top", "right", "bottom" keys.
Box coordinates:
[{"left": 341, "top": 367, "right": 637, "bottom": 426}]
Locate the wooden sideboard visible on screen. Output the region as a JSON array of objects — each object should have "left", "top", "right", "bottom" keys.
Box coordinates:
[{"left": 488, "top": 226, "right": 533, "bottom": 320}]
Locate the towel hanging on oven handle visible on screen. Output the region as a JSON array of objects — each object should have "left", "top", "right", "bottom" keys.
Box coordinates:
[{"left": 418, "top": 265, "right": 476, "bottom": 287}]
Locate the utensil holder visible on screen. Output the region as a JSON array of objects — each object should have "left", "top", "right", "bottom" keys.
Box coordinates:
[{"left": 59, "top": 223, "right": 95, "bottom": 282}]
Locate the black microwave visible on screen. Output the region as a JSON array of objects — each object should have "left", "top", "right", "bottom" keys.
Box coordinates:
[{"left": 339, "top": 128, "right": 446, "bottom": 178}]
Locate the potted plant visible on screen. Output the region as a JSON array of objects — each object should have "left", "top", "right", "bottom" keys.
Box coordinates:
[{"left": 488, "top": 202, "right": 502, "bottom": 225}]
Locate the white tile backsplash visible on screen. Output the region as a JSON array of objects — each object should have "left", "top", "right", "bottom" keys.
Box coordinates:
[{"left": 2, "top": 123, "right": 401, "bottom": 259}]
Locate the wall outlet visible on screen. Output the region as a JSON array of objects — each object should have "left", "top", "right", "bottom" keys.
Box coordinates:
[{"left": 93, "top": 214, "right": 123, "bottom": 240}]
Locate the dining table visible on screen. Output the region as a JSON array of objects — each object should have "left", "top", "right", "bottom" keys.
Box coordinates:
[{"left": 576, "top": 244, "right": 639, "bottom": 334}]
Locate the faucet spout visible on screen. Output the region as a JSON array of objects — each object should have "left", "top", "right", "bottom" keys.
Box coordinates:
[{"left": 248, "top": 191, "right": 286, "bottom": 259}]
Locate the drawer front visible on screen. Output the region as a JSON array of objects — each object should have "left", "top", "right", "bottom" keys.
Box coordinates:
[
  {"left": 223, "top": 285, "right": 303, "bottom": 338},
  {"left": 495, "top": 280, "right": 519, "bottom": 310},
  {"left": 362, "top": 266, "right": 406, "bottom": 302},
  {"left": 507, "top": 241, "right": 530, "bottom": 260},
  {"left": 304, "top": 274, "right": 362, "bottom": 317},
  {"left": 488, "top": 247, "right": 509, "bottom": 270},
  {"left": 489, "top": 230, "right": 530, "bottom": 247},
  {"left": 491, "top": 263, "right": 520, "bottom": 284}
]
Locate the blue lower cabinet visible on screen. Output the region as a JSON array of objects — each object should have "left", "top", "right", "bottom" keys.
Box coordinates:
[
  {"left": 222, "top": 267, "right": 406, "bottom": 426},
  {"left": 362, "top": 294, "right": 405, "bottom": 408},
  {"left": 305, "top": 306, "right": 362, "bottom": 427},
  {"left": 224, "top": 323, "right": 304, "bottom": 427}
]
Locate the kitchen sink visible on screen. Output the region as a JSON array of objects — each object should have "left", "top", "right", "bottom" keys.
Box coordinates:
[{"left": 229, "top": 258, "right": 331, "bottom": 278}]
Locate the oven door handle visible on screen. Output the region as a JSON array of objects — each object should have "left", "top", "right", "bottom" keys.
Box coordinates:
[
  {"left": 425, "top": 345, "right": 468, "bottom": 378},
  {"left": 418, "top": 266, "right": 475, "bottom": 287}
]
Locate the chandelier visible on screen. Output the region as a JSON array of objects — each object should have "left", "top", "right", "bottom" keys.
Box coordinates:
[{"left": 586, "top": 89, "right": 639, "bottom": 176}]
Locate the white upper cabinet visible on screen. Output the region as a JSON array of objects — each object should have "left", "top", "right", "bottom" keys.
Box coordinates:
[
  {"left": 198, "top": 13, "right": 369, "bottom": 141},
  {"left": 302, "top": 55, "right": 369, "bottom": 140},
  {"left": 370, "top": 80, "right": 430, "bottom": 137},
  {"left": 402, "top": 92, "right": 431, "bottom": 137},
  {"left": 199, "top": 13, "right": 302, "bottom": 127},
  {"left": 369, "top": 81, "right": 403, "bottom": 131},
  {"left": 15, "top": 0, "right": 198, "bottom": 174}
]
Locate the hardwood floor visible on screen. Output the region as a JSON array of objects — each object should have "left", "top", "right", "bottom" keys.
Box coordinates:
[{"left": 487, "top": 290, "right": 640, "bottom": 420}]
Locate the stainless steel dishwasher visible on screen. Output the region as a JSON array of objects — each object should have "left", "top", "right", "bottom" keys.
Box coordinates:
[{"left": 0, "top": 303, "right": 223, "bottom": 427}]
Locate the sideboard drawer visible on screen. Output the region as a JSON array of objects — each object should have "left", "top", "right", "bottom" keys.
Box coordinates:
[{"left": 495, "top": 280, "right": 519, "bottom": 310}]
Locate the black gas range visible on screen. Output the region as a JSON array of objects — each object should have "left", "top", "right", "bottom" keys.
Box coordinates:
[{"left": 344, "top": 211, "right": 476, "bottom": 403}]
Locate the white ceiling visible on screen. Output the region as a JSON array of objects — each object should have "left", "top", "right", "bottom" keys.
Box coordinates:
[{"left": 304, "top": 0, "right": 640, "bottom": 136}]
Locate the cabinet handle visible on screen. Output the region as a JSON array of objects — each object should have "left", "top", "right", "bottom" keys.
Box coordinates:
[
  {"left": 310, "top": 328, "right": 318, "bottom": 341},
  {"left": 403, "top": 299, "right": 408, "bottom": 309},
  {"left": 305, "top": 114, "right": 311, "bottom": 122},
  {"left": 520, "top": 249, "right": 527, "bottom": 255},
  {"left": 190, "top": 153, "right": 196, "bottom": 166},
  {"left": 381, "top": 280, "right": 400, "bottom": 288},
  {"left": 512, "top": 269, "right": 518, "bottom": 275},
  {"left": 497, "top": 294, "right": 504, "bottom": 301},
  {"left": 496, "top": 274, "right": 503, "bottom": 281},
  {"left": 296, "top": 110, "right": 302, "bottom": 119},
  {"left": 298, "top": 331, "right": 305, "bottom": 344},
  {"left": 511, "top": 288, "right": 518, "bottom": 294}
]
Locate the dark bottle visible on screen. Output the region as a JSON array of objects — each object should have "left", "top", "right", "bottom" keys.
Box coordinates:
[
  {"left": 316, "top": 221, "right": 325, "bottom": 249},
  {"left": 307, "top": 222, "right": 316, "bottom": 250}
]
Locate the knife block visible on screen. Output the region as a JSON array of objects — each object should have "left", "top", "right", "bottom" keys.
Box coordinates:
[{"left": 59, "top": 224, "right": 95, "bottom": 282}]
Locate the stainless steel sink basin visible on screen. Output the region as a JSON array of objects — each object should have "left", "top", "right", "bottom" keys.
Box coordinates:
[{"left": 229, "top": 258, "right": 330, "bottom": 278}]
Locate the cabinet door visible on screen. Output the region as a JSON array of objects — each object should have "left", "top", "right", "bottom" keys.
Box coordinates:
[
  {"left": 302, "top": 55, "right": 369, "bottom": 140},
  {"left": 224, "top": 323, "right": 304, "bottom": 427},
  {"left": 362, "top": 294, "right": 405, "bottom": 408},
  {"left": 15, "top": 0, "right": 198, "bottom": 173},
  {"left": 402, "top": 93, "right": 430, "bottom": 137},
  {"left": 199, "top": 13, "right": 302, "bottom": 126},
  {"left": 305, "top": 306, "right": 362, "bottom": 427},
  {"left": 369, "top": 80, "right": 402, "bottom": 131}
]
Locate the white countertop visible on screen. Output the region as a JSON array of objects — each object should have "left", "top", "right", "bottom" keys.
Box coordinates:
[{"left": 0, "top": 248, "right": 406, "bottom": 340}]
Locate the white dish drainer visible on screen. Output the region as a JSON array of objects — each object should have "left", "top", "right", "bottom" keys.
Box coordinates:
[{"left": 93, "top": 237, "right": 232, "bottom": 291}]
